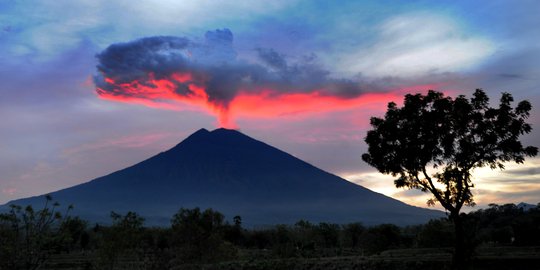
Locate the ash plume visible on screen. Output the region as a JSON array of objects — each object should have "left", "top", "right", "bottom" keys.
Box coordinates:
[{"left": 93, "top": 29, "right": 375, "bottom": 126}]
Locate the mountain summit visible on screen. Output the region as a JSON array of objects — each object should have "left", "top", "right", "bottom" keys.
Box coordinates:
[{"left": 4, "top": 128, "right": 443, "bottom": 225}]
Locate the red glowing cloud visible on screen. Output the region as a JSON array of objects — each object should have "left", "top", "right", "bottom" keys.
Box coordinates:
[
  {"left": 96, "top": 71, "right": 437, "bottom": 128},
  {"left": 97, "top": 72, "right": 210, "bottom": 111},
  {"left": 97, "top": 72, "right": 236, "bottom": 127},
  {"left": 94, "top": 30, "right": 441, "bottom": 127}
]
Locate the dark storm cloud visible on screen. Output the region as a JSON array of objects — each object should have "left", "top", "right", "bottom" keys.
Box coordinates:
[
  {"left": 256, "top": 47, "right": 288, "bottom": 70},
  {"left": 254, "top": 46, "right": 381, "bottom": 99},
  {"left": 94, "top": 29, "right": 368, "bottom": 108},
  {"left": 95, "top": 35, "right": 192, "bottom": 84}
]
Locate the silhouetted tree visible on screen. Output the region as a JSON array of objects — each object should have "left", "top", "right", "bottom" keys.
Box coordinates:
[
  {"left": 170, "top": 207, "right": 236, "bottom": 263},
  {"left": 233, "top": 215, "right": 242, "bottom": 227},
  {"left": 469, "top": 203, "right": 540, "bottom": 246},
  {"left": 140, "top": 227, "right": 173, "bottom": 270},
  {"left": 58, "top": 216, "right": 88, "bottom": 253},
  {"left": 271, "top": 224, "right": 297, "bottom": 257},
  {"left": 315, "top": 222, "right": 340, "bottom": 248},
  {"left": 342, "top": 222, "right": 365, "bottom": 249},
  {"left": 0, "top": 195, "right": 72, "bottom": 270},
  {"left": 359, "top": 224, "right": 402, "bottom": 254},
  {"left": 362, "top": 89, "right": 538, "bottom": 269},
  {"left": 417, "top": 219, "right": 454, "bottom": 248},
  {"left": 293, "top": 220, "right": 316, "bottom": 254},
  {"left": 224, "top": 215, "right": 244, "bottom": 246},
  {"left": 95, "top": 211, "right": 145, "bottom": 269}
]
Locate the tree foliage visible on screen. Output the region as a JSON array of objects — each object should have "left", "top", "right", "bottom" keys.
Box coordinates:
[
  {"left": 170, "top": 207, "right": 236, "bottom": 263},
  {"left": 95, "top": 211, "right": 146, "bottom": 270},
  {"left": 0, "top": 195, "right": 72, "bottom": 270},
  {"left": 362, "top": 89, "right": 537, "bottom": 212},
  {"left": 2, "top": 204, "right": 540, "bottom": 268},
  {"left": 361, "top": 89, "right": 538, "bottom": 269}
]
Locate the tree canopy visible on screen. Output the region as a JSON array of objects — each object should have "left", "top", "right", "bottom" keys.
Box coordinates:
[
  {"left": 362, "top": 89, "right": 537, "bottom": 214},
  {"left": 361, "top": 89, "right": 538, "bottom": 269}
]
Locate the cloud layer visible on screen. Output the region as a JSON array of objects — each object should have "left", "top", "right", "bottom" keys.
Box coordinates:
[
  {"left": 336, "top": 13, "right": 495, "bottom": 78},
  {"left": 94, "top": 29, "right": 376, "bottom": 127},
  {"left": 2, "top": 0, "right": 539, "bottom": 208}
]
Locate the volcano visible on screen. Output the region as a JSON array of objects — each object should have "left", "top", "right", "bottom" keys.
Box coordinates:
[{"left": 3, "top": 128, "right": 443, "bottom": 226}]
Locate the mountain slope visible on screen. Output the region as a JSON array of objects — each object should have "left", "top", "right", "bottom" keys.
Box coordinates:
[{"left": 3, "top": 128, "right": 444, "bottom": 226}]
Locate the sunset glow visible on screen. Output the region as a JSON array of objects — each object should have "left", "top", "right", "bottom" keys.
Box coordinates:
[
  {"left": 96, "top": 72, "right": 439, "bottom": 128},
  {"left": 1, "top": 0, "right": 539, "bottom": 209}
]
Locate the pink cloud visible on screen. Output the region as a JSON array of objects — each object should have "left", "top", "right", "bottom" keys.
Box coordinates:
[
  {"left": 62, "top": 132, "right": 174, "bottom": 156},
  {"left": 2, "top": 187, "right": 17, "bottom": 196}
]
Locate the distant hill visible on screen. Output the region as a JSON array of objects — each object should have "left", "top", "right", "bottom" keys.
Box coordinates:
[
  {"left": 517, "top": 202, "right": 538, "bottom": 211},
  {"left": 2, "top": 128, "right": 444, "bottom": 226}
]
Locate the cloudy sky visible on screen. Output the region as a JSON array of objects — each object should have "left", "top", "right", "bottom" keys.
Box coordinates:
[{"left": 1, "top": 0, "right": 539, "bottom": 211}]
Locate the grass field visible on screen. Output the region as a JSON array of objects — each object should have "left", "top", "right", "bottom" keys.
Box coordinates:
[{"left": 40, "top": 246, "right": 540, "bottom": 270}]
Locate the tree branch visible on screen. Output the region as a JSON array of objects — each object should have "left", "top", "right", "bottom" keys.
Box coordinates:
[{"left": 422, "top": 167, "right": 454, "bottom": 212}]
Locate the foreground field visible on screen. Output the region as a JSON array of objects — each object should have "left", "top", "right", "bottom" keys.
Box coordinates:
[
  {"left": 3, "top": 203, "right": 539, "bottom": 269},
  {"left": 41, "top": 247, "right": 540, "bottom": 270}
]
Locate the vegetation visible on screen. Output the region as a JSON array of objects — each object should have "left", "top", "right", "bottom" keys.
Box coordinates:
[
  {"left": 94, "top": 211, "right": 146, "bottom": 269},
  {"left": 0, "top": 195, "right": 73, "bottom": 270},
  {"left": 362, "top": 89, "right": 538, "bottom": 269},
  {"left": 1, "top": 197, "right": 540, "bottom": 269},
  {"left": 170, "top": 207, "right": 236, "bottom": 264}
]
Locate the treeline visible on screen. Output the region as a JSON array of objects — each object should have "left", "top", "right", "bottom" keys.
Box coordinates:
[{"left": 1, "top": 197, "right": 540, "bottom": 270}]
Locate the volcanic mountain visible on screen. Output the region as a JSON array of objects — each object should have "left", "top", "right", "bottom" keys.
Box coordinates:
[{"left": 3, "top": 128, "right": 443, "bottom": 226}]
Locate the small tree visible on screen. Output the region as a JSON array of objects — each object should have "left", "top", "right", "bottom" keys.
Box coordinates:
[
  {"left": 341, "top": 222, "right": 365, "bottom": 249},
  {"left": 0, "top": 195, "right": 72, "bottom": 270},
  {"left": 58, "top": 216, "right": 88, "bottom": 253},
  {"left": 362, "top": 89, "right": 538, "bottom": 269},
  {"left": 95, "top": 211, "right": 145, "bottom": 270},
  {"left": 170, "top": 207, "right": 235, "bottom": 263}
]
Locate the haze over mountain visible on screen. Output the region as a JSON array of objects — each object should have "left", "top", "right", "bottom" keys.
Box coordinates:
[{"left": 2, "top": 128, "right": 443, "bottom": 226}]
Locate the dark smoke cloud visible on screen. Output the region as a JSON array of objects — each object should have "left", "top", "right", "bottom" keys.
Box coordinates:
[
  {"left": 94, "top": 28, "right": 370, "bottom": 109},
  {"left": 256, "top": 48, "right": 288, "bottom": 70}
]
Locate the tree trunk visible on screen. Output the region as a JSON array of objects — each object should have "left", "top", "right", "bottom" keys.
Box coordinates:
[{"left": 451, "top": 212, "right": 467, "bottom": 270}]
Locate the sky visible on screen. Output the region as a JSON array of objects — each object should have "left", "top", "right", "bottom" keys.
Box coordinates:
[{"left": 1, "top": 0, "right": 539, "bottom": 211}]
